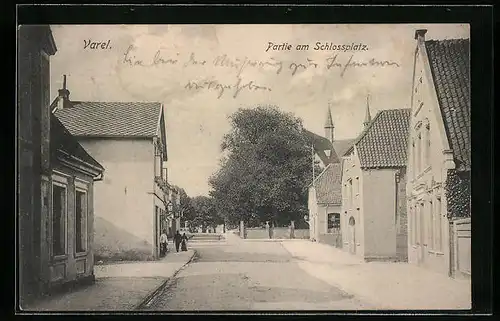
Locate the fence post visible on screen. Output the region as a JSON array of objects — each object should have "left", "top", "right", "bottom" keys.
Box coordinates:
[
  {"left": 290, "top": 220, "right": 295, "bottom": 239},
  {"left": 266, "top": 221, "right": 271, "bottom": 239},
  {"left": 240, "top": 220, "right": 245, "bottom": 239}
]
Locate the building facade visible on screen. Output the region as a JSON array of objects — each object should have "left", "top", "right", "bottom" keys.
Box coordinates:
[
  {"left": 407, "top": 29, "right": 471, "bottom": 278},
  {"left": 305, "top": 106, "right": 353, "bottom": 247},
  {"left": 53, "top": 88, "right": 174, "bottom": 260},
  {"left": 18, "top": 26, "right": 104, "bottom": 306},
  {"left": 308, "top": 163, "right": 342, "bottom": 247},
  {"left": 341, "top": 108, "right": 410, "bottom": 262}
]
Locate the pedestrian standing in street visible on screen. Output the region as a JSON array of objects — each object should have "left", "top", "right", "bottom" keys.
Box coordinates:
[
  {"left": 159, "top": 230, "right": 168, "bottom": 257},
  {"left": 181, "top": 233, "right": 188, "bottom": 251},
  {"left": 174, "top": 230, "right": 182, "bottom": 252}
]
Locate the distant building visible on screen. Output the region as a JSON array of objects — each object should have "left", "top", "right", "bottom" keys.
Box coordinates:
[
  {"left": 305, "top": 105, "right": 353, "bottom": 247},
  {"left": 308, "top": 163, "right": 342, "bottom": 247},
  {"left": 52, "top": 85, "right": 175, "bottom": 260},
  {"left": 18, "top": 26, "right": 104, "bottom": 306},
  {"left": 407, "top": 30, "right": 470, "bottom": 278},
  {"left": 341, "top": 108, "right": 410, "bottom": 262}
]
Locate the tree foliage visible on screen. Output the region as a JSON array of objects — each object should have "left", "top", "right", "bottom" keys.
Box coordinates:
[
  {"left": 209, "top": 105, "right": 313, "bottom": 227},
  {"left": 189, "top": 196, "right": 223, "bottom": 230}
]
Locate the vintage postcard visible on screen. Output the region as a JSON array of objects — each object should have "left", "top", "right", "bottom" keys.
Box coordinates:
[{"left": 17, "top": 23, "right": 471, "bottom": 312}]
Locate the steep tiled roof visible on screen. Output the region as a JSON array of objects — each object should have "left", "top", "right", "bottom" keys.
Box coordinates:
[
  {"left": 312, "top": 163, "right": 342, "bottom": 205},
  {"left": 303, "top": 129, "right": 340, "bottom": 164},
  {"left": 333, "top": 139, "right": 355, "bottom": 159},
  {"left": 54, "top": 101, "right": 162, "bottom": 138},
  {"left": 355, "top": 109, "right": 411, "bottom": 169},
  {"left": 51, "top": 114, "right": 104, "bottom": 171},
  {"left": 425, "top": 39, "right": 471, "bottom": 172}
]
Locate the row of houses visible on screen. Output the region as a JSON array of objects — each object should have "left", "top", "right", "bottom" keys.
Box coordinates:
[
  {"left": 306, "top": 29, "right": 471, "bottom": 279},
  {"left": 17, "top": 25, "right": 181, "bottom": 306}
]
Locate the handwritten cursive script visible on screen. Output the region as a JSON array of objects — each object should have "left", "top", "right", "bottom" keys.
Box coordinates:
[
  {"left": 121, "top": 45, "right": 400, "bottom": 79},
  {"left": 185, "top": 77, "right": 272, "bottom": 99},
  {"left": 339, "top": 54, "right": 400, "bottom": 77},
  {"left": 212, "top": 55, "right": 283, "bottom": 77}
]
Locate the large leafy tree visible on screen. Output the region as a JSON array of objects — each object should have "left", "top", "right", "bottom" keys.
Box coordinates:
[
  {"left": 190, "top": 196, "right": 223, "bottom": 231},
  {"left": 173, "top": 186, "right": 195, "bottom": 226},
  {"left": 209, "top": 105, "right": 314, "bottom": 227}
]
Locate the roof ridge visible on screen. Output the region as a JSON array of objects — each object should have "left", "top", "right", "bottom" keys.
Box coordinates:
[
  {"left": 425, "top": 37, "right": 469, "bottom": 42},
  {"left": 73, "top": 100, "right": 162, "bottom": 104}
]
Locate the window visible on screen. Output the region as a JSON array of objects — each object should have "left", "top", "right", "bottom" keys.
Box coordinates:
[
  {"left": 52, "top": 184, "right": 67, "bottom": 256},
  {"left": 425, "top": 122, "right": 431, "bottom": 168},
  {"left": 327, "top": 213, "right": 340, "bottom": 231},
  {"left": 416, "top": 133, "right": 422, "bottom": 174},
  {"left": 154, "top": 142, "right": 161, "bottom": 177},
  {"left": 412, "top": 140, "right": 416, "bottom": 178},
  {"left": 75, "top": 190, "right": 88, "bottom": 253},
  {"left": 434, "top": 196, "right": 442, "bottom": 251},
  {"left": 348, "top": 179, "right": 353, "bottom": 208},
  {"left": 410, "top": 206, "right": 415, "bottom": 245},
  {"left": 415, "top": 204, "right": 421, "bottom": 245},
  {"left": 429, "top": 198, "right": 434, "bottom": 249},
  {"left": 355, "top": 177, "right": 360, "bottom": 196}
]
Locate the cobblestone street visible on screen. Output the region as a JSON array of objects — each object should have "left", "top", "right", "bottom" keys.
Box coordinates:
[{"left": 144, "top": 236, "right": 372, "bottom": 311}]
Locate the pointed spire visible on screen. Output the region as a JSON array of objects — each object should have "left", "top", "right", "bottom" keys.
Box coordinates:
[
  {"left": 324, "top": 101, "right": 334, "bottom": 128},
  {"left": 324, "top": 101, "right": 335, "bottom": 143},
  {"left": 363, "top": 93, "right": 372, "bottom": 128}
]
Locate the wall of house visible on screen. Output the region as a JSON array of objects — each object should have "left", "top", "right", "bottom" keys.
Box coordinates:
[
  {"left": 308, "top": 187, "right": 317, "bottom": 241},
  {"left": 406, "top": 42, "right": 452, "bottom": 275},
  {"left": 40, "top": 167, "right": 96, "bottom": 292},
  {"left": 341, "top": 150, "right": 364, "bottom": 257},
  {"left": 317, "top": 204, "right": 342, "bottom": 247},
  {"left": 396, "top": 169, "right": 408, "bottom": 261},
  {"left": 18, "top": 32, "right": 44, "bottom": 304},
  {"left": 362, "top": 168, "right": 398, "bottom": 260},
  {"left": 78, "top": 138, "right": 155, "bottom": 259}
]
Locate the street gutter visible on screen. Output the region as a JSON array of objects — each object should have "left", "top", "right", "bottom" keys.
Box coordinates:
[{"left": 134, "top": 250, "right": 197, "bottom": 310}]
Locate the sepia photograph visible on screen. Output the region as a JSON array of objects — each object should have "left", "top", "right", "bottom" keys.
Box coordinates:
[{"left": 17, "top": 21, "right": 474, "bottom": 312}]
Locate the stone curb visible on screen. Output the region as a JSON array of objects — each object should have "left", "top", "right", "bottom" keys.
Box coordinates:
[
  {"left": 243, "top": 239, "right": 309, "bottom": 242},
  {"left": 133, "top": 250, "right": 196, "bottom": 310}
]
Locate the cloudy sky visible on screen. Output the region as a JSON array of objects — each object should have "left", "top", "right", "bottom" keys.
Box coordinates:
[{"left": 49, "top": 24, "right": 469, "bottom": 196}]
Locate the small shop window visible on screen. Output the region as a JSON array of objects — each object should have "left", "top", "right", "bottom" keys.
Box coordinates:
[
  {"left": 328, "top": 213, "right": 341, "bottom": 230},
  {"left": 75, "top": 189, "right": 88, "bottom": 253},
  {"left": 52, "top": 184, "right": 67, "bottom": 256}
]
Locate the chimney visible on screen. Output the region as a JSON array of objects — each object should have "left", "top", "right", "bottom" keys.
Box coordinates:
[
  {"left": 57, "top": 75, "right": 71, "bottom": 109},
  {"left": 414, "top": 29, "right": 427, "bottom": 43}
]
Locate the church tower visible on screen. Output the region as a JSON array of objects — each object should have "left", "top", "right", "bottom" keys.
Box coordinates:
[
  {"left": 363, "top": 94, "right": 372, "bottom": 129},
  {"left": 324, "top": 102, "right": 335, "bottom": 143}
]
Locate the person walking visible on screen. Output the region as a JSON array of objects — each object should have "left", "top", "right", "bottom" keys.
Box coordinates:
[
  {"left": 174, "top": 230, "right": 182, "bottom": 252},
  {"left": 159, "top": 230, "right": 168, "bottom": 257},
  {"left": 181, "top": 233, "right": 188, "bottom": 251}
]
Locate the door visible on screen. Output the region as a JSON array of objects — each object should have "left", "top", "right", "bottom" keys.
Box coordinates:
[
  {"left": 348, "top": 216, "right": 356, "bottom": 254},
  {"left": 415, "top": 202, "right": 426, "bottom": 265}
]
